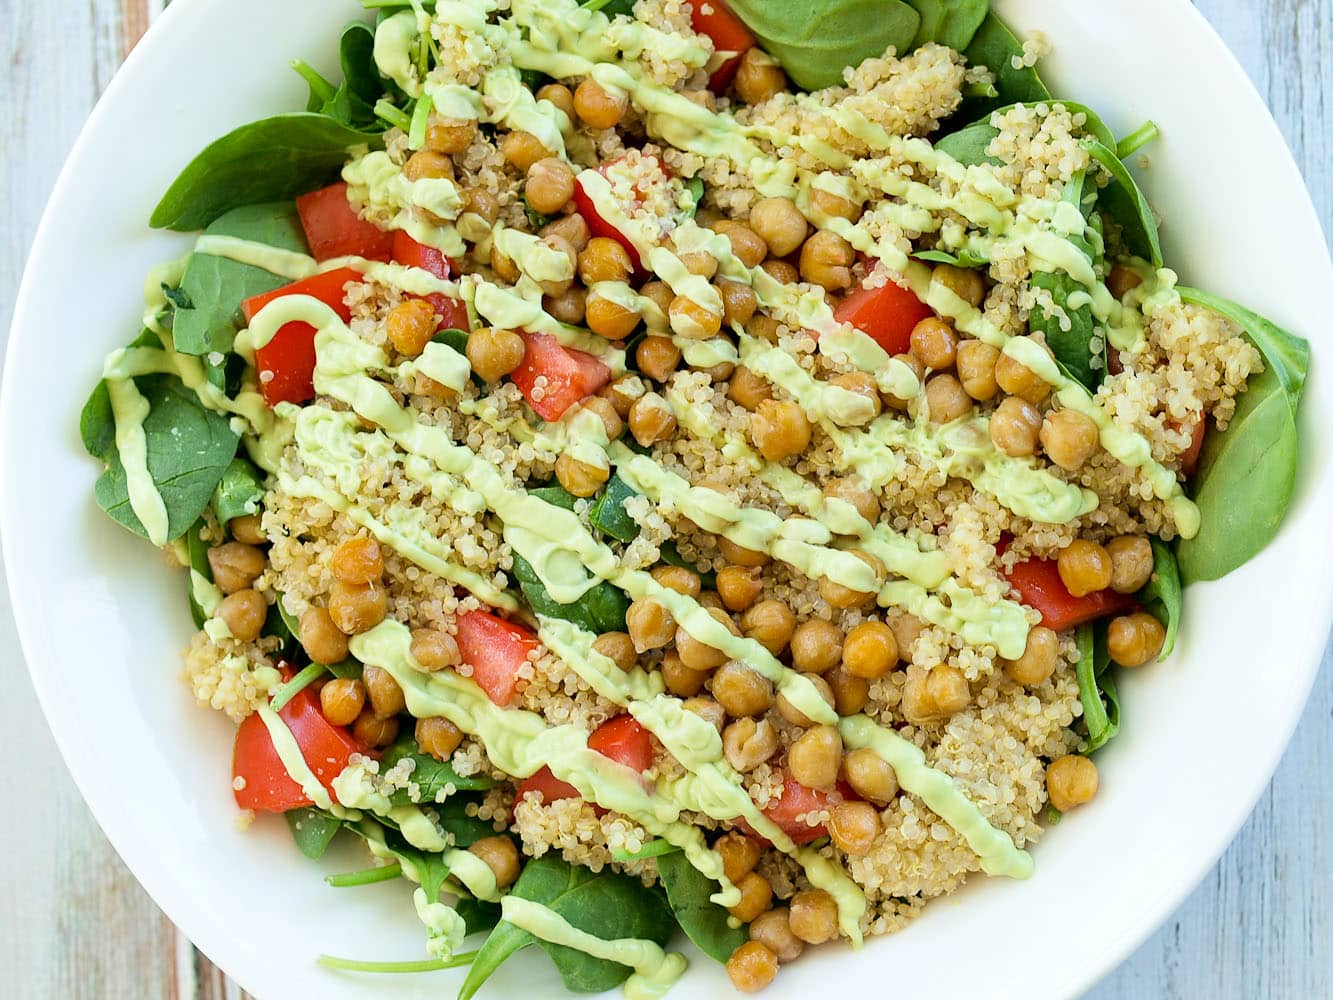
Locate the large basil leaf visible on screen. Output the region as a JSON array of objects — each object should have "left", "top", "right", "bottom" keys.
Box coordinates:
[{"left": 656, "top": 849, "right": 748, "bottom": 964}]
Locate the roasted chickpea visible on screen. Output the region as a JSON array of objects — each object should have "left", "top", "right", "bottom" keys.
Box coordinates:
[
  {"left": 467, "top": 327, "right": 526, "bottom": 383},
  {"left": 635, "top": 335, "right": 681, "bottom": 382},
  {"left": 628, "top": 394, "right": 677, "bottom": 446},
  {"left": 385, "top": 298, "right": 438, "bottom": 358},
  {"left": 734, "top": 47, "right": 786, "bottom": 104},
  {"left": 404, "top": 149, "right": 454, "bottom": 182},
  {"left": 924, "top": 373, "right": 973, "bottom": 423},
  {"left": 332, "top": 536, "right": 383, "bottom": 585},
  {"left": 1002, "top": 625, "right": 1058, "bottom": 686},
  {"left": 651, "top": 564, "right": 702, "bottom": 599},
  {"left": 411, "top": 627, "right": 460, "bottom": 671},
  {"left": 492, "top": 242, "right": 520, "bottom": 283},
  {"left": 363, "top": 664, "right": 406, "bottom": 719},
  {"left": 995, "top": 340, "right": 1052, "bottom": 403},
  {"left": 638, "top": 280, "right": 675, "bottom": 319},
  {"left": 740, "top": 599, "right": 796, "bottom": 655},
  {"left": 956, "top": 339, "right": 1001, "bottom": 401},
  {"left": 747, "top": 313, "right": 784, "bottom": 343},
  {"left": 540, "top": 212, "right": 591, "bottom": 253},
  {"left": 714, "top": 221, "right": 768, "bottom": 268},
  {"left": 586, "top": 290, "right": 642, "bottom": 339},
  {"left": 591, "top": 631, "right": 637, "bottom": 672},
  {"left": 799, "top": 230, "right": 854, "bottom": 292},
  {"left": 790, "top": 618, "right": 844, "bottom": 674},
  {"left": 1106, "top": 612, "right": 1166, "bottom": 667},
  {"left": 749, "top": 908, "right": 802, "bottom": 964},
  {"left": 842, "top": 746, "right": 899, "bottom": 804},
  {"left": 425, "top": 115, "right": 476, "bottom": 155},
  {"left": 789, "top": 725, "right": 842, "bottom": 789},
  {"left": 1107, "top": 263, "right": 1143, "bottom": 301},
  {"left": 888, "top": 613, "right": 924, "bottom": 664},
  {"left": 716, "top": 831, "right": 763, "bottom": 884},
  {"left": 500, "top": 130, "right": 549, "bottom": 171},
  {"left": 573, "top": 77, "right": 628, "bottom": 129},
  {"left": 577, "top": 396, "right": 623, "bottom": 444},
  {"left": 909, "top": 316, "right": 958, "bottom": 370},
  {"left": 1046, "top": 754, "right": 1099, "bottom": 812},
  {"left": 525, "top": 157, "right": 576, "bottom": 215},
  {"left": 677, "top": 607, "right": 739, "bottom": 672},
  {"left": 759, "top": 259, "right": 800, "bottom": 285},
  {"left": 353, "top": 709, "right": 399, "bottom": 748},
  {"left": 729, "top": 870, "right": 773, "bottom": 922},
  {"left": 989, "top": 396, "right": 1043, "bottom": 457},
  {"left": 717, "top": 565, "right": 764, "bottom": 612},
  {"left": 1058, "top": 539, "right": 1113, "bottom": 597},
  {"left": 718, "top": 278, "right": 758, "bottom": 326},
  {"left": 723, "top": 717, "right": 780, "bottom": 772},
  {"left": 320, "top": 678, "right": 365, "bottom": 727},
  {"left": 680, "top": 250, "right": 719, "bottom": 279},
  {"left": 775, "top": 673, "right": 834, "bottom": 728},
  {"left": 826, "top": 666, "right": 869, "bottom": 716},
  {"left": 684, "top": 696, "right": 727, "bottom": 734},
  {"left": 416, "top": 716, "right": 464, "bottom": 761},
  {"left": 669, "top": 294, "right": 723, "bottom": 340},
  {"left": 828, "top": 371, "right": 881, "bottom": 426},
  {"left": 788, "top": 889, "right": 839, "bottom": 944},
  {"left": 1041, "top": 408, "right": 1100, "bottom": 470},
  {"left": 328, "top": 580, "right": 388, "bottom": 635},
  {"left": 626, "top": 598, "right": 675, "bottom": 653},
  {"left": 301, "top": 607, "right": 350, "bottom": 664},
  {"left": 882, "top": 352, "right": 924, "bottom": 411},
  {"left": 711, "top": 661, "right": 774, "bottom": 718},
  {"left": 822, "top": 476, "right": 880, "bottom": 526},
  {"left": 217, "top": 589, "right": 267, "bottom": 642},
  {"left": 470, "top": 836, "right": 521, "bottom": 889},
  {"left": 228, "top": 514, "right": 267, "bottom": 546},
  {"left": 750, "top": 398, "right": 811, "bottom": 463},
  {"left": 535, "top": 82, "right": 576, "bottom": 119},
  {"left": 728, "top": 366, "right": 772, "bottom": 411},
  {"left": 727, "top": 941, "right": 778, "bottom": 993},
  {"left": 749, "top": 196, "right": 808, "bottom": 257},
  {"left": 842, "top": 620, "right": 898, "bottom": 679},
  {"left": 828, "top": 800, "right": 880, "bottom": 855},
  {"left": 718, "top": 537, "right": 770, "bottom": 568},
  {"left": 555, "top": 452, "right": 610, "bottom": 498},
  {"left": 807, "top": 186, "right": 861, "bottom": 223},
  {"left": 818, "top": 550, "right": 884, "bottom": 610},
  {"left": 661, "top": 651, "right": 709, "bottom": 697},
  {"left": 534, "top": 234, "right": 577, "bottom": 297},
  {"left": 925, "top": 664, "right": 970, "bottom": 715},
  {"left": 601, "top": 374, "right": 643, "bottom": 418},
  {"left": 207, "top": 541, "right": 266, "bottom": 594},
  {"left": 461, "top": 187, "right": 501, "bottom": 227},
  {"left": 1107, "top": 535, "right": 1154, "bottom": 594},
  {"left": 931, "top": 262, "right": 985, "bottom": 308}
]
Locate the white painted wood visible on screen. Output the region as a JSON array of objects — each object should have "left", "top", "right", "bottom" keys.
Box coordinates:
[{"left": 0, "top": 1, "right": 1325, "bottom": 997}]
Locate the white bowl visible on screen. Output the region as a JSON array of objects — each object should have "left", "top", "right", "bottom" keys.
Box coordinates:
[{"left": 3, "top": 0, "right": 1330, "bottom": 997}]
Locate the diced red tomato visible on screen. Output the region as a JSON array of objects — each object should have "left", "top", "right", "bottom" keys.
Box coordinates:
[
  {"left": 571, "top": 156, "right": 674, "bottom": 271},
  {"left": 391, "top": 232, "right": 470, "bottom": 332},
  {"left": 1172, "top": 418, "right": 1207, "bottom": 478},
  {"left": 690, "top": 0, "right": 756, "bottom": 91},
  {"left": 739, "top": 773, "right": 849, "bottom": 845},
  {"left": 510, "top": 332, "right": 612, "bottom": 421},
  {"left": 296, "top": 182, "right": 395, "bottom": 263},
  {"left": 232, "top": 677, "right": 363, "bottom": 813},
  {"left": 516, "top": 714, "right": 654, "bottom": 806},
  {"left": 455, "top": 610, "right": 540, "bottom": 708},
  {"left": 1004, "top": 556, "right": 1136, "bottom": 631},
  {"left": 832, "top": 277, "right": 934, "bottom": 356},
  {"left": 242, "top": 267, "right": 360, "bottom": 407}
]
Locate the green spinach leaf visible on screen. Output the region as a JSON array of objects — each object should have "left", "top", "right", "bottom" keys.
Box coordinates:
[
  {"left": 460, "top": 855, "right": 677, "bottom": 999},
  {"left": 936, "top": 100, "right": 1114, "bottom": 167},
  {"left": 656, "top": 849, "right": 748, "bottom": 964},
  {"left": 381, "top": 736, "right": 500, "bottom": 804},
  {"left": 583, "top": 0, "right": 637, "bottom": 15},
  {"left": 1075, "top": 622, "right": 1119, "bottom": 752},
  {"left": 684, "top": 177, "right": 705, "bottom": 217},
  {"left": 914, "top": 247, "right": 989, "bottom": 268},
  {"left": 1028, "top": 172, "right": 1102, "bottom": 389},
  {"left": 457, "top": 897, "right": 504, "bottom": 936},
  {"left": 527, "top": 482, "right": 579, "bottom": 510},
  {"left": 286, "top": 808, "right": 343, "bottom": 860},
  {"left": 511, "top": 553, "right": 632, "bottom": 634},
  {"left": 186, "top": 518, "right": 213, "bottom": 629},
  {"left": 213, "top": 456, "right": 266, "bottom": 527},
  {"left": 151, "top": 113, "right": 384, "bottom": 231},
  {"left": 587, "top": 473, "right": 642, "bottom": 542},
  {"left": 905, "top": 0, "right": 989, "bottom": 52},
  {"left": 1137, "top": 537, "right": 1182, "bottom": 659},
  {"left": 956, "top": 12, "right": 1049, "bottom": 119},
  {"left": 435, "top": 795, "right": 505, "bottom": 849},
  {"left": 1083, "top": 138, "right": 1162, "bottom": 268}
]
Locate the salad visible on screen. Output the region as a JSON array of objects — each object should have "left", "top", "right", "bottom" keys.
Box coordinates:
[{"left": 79, "top": 0, "right": 1311, "bottom": 994}]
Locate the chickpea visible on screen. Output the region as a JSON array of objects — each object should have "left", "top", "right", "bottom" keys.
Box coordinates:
[
  {"left": 828, "top": 800, "right": 880, "bottom": 855},
  {"left": 734, "top": 47, "right": 786, "bottom": 104},
  {"left": 540, "top": 213, "right": 591, "bottom": 253},
  {"left": 683, "top": 697, "right": 726, "bottom": 736},
  {"left": 635, "top": 336, "right": 681, "bottom": 382},
  {"left": 995, "top": 341, "right": 1051, "bottom": 403},
  {"left": 207, "top": 542, "right": 266, "bottom": 594},
  {"left": 228, "top": 514, "right": 267, "bottom": 546},
  {"left": 591, "top": 631, "right": 637, "bottom": 672},
  {"left": 583, "top": 289, "right": 640, "bottom": 340},
  {"left": 1041, "top": 409, "right": 1100, "bottom": 470},
  {"left": 749, "top": 197, "right": 808, "bottom": 257},
  {"left": 1001, "top": 626, "right": 1058, "bottom": 686},
  {"left": 842, "top": 746, "right": 899, "bottom": 804},
  {"left": 410, "top": 627, "right": 460, "bottom": 671},
  {"left": 888, "top": 613, "right": 924, "bottom": 664},
  {"left": 1107, "top": 535, "right": 1154, "bottom": 594},
  {"left": 577, "top": 397, "right": 623, "bottom": 444},
  {"left": 909, "top": 316, "right": 958, "bottom": 370},
  {"left": 461, "top": 187, "right": 500, "bottom": 227},
  {"left": 628, "top": 394, "right": 677, "bottom": 446},
  {"left": 924, "top": 373, "right": 973, "bottom": 423},
  {"left": 639, "top": 280, "right": 675, "bottom": 318},
  {"left": 319, "top": 678, "right": 365, "bottom": 727},
  {"left": 416, "top": 716, "right": 464, "bottom": 761},
  {"left": 467, "top": 327, "right": 526, "bottom": 383},
  {"left": 328, "top": 580, "right": 388, "bottom": 635},
  {"left": 331, "top": 536, "right": 384, "bottom": 586},
  {"left": 578, "top": 237, "right": 633, "bottom": 285},
  {"left": 535, "top": 82, "right": 576, "bottom": 118},
  {"left": 717, "top": 278, "right": 758, "bottom": 326},
  {"left": 648, "top": 566, "right": 700, "bottom": 600},
  {"left": 626, "top": 598, "right": 675, "bottom": 653},
  {"left": 807, "top": 187, "right": 861, "bottom": 224},
  {"left": 711, "top": 661, "right": 774, "bottom": 718},
  {"left": 749, "top": 908, "right": 803, "bottom": 964},
  {"left": 798, "top": 230, "right": 854, "bottom": 292},
  {"left": 740, "top": 599, "right": 796, "bottom": 655},
  {"left": 882, "top": 352, "right": 924, "bottom": 411},
  {"left": 818, "top": 550, "right": 884, "bottom": 610},
  {"left": 362, "top": 664, "right": 406, "bottom": 719},
  {"left": 424, "top": 115, "right": 476, "bottom": 155},
  {"left": 745, "top": 314, "right": 781, "bottom": 345},
  {"left": 403, "top": 149, "right": 454, "bottom": 182},
  {"left": 842, "top": 620, "right": 898, "bottom": 679},
  {"left": 385, "top": 298, "right": 438, "bottom": 358},
  {"left": 353, "top": 709, "right": 399, "bottom": 748},
  {"left": 775, "top": 673, "right": 834, "bottom": 728},
  {"left": 470, "top": 835, "right": 521, "bottom": 889},
  {"left": 829, "top": 371, "right": 881, "bottom": 426},
  {"left": 1107, "top": 264, "right": 1143, "bottom": 301},
  {"left": 726, "top": 368, "right": 770, "bottom": 414},
  {"left": 727, "top": 941, "right": 778, "bottom": 993},
  {"left": 1046, "top": 754, "right": 1099, "bottom": 812},
  {"left": 677, "top": 607, "right": 739, "bottom": 672},
  {"left": 788, "top": 889, "right": 839, "bottom": 944},
  {"left": 669, "top": 295, "right": 722, "bottom": 340},
  {"left": 989, "top": 396, "right": 1043, "bottom": 457},
  {"left": 714, "top": 221, "right": 768, "bottom": 269},
  {"left": 216, "top": 589, "right": 267, "bottom": 642},
  {"left": 789, "top": 725, "right": 842, "bottom": 789},
  {"left": 723, "top": 717, "right": 780, "bottom": 772},
  {"left": 925, "top": 664, "right": 970, "bottom": 715},
  {"left": 493, "top": 245, "right": 518, "bottom": 286},
  {"left": 717, "top": 537, "right": 770, "bottom": 568},
  {"left": 750, "top": 398, "right": 811, "bottom": 463},
  {"left": 1058, "top": 539, "right": 1113, "bottom": 597},
  {"left": 931, "top": 263, "right": 985, "bottom": 308},
  {"left": 956, "top": 339, "right": 1001, "bottom": 401},
  {"left": 822, "top": 477, "right": 879, "bottom": 526},
  {"left": 716, "top": 831, "right": 763, "bottom": 883},
  {"left": 601, "top": 374, "right": 643, "bottom": 418},
  {"left": 680, "top": 250, "right": 719, "bottom": 279},
  {"left": 555, "top": 452, "right": 609, "bottom": 498},
  {"left": 790, "top": 618, "right": 844, "bottom": 674},
  {"left": 661, "top": 652, "right": 709, "bottom": 697},
  {"left": 759, "top": 259, "right": 799, "bottom": 285},
  {"left": 573, "top": 77, "right": 628, "bottom": 129},
  {"left": 1106, "top": 612, "right": 1166, "bottom": 667},
  {"left": 300, "top": 607, "right": 350, "bottom": 665},
  {"left": 728, "top": 871, "right": 773, "bottom": 922},
  {"left": 716, "top": 565, "right": 764, "bottom": 612},
  {"left": 826, "top": 666, "right": 869, "bottom": 716},
  {"left": 525, "top": 157, "right": 576, "bottom": 215},
  {"left": 500, "top": 130, "right": 549, "bottom": 171}
]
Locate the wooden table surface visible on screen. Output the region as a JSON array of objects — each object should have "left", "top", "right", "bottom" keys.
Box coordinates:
[{"left": 1, "top": 1, "right": 1328, "bottom": 996}]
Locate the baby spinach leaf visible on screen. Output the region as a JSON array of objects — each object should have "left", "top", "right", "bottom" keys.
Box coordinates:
[
  {"left": 435, "top": 795, "right": 505, "bottom": 849},
  {"left": 286, "top": 807, "right": 343, "bottom": 860},
  {"left": 956, "top": 12, "right": 1049, "bottom": 119},
  {"left": 1075, "top": 622, "right": 1119, "bottom": 752},
  {"left": 588, "top": 473, "right": 642, "bottom": 542},
  {"left": 936, "top": 100, "right": 1114, "bottom": 167},
  {"left": 381, "top": 736, "right": 500, "bottom": 804},
  {"left": 186, "top": 518, "right": 213, "bottom": 629},
  {"left": 457, "top": 898, "right": 503, "bottom": 936},
  {"left": 684, "top": 177, "right": 705, "bottom": 217},
  {"left": 914, "top": 248, "right": 989, "bottom": 268},
  {"left": 511, "top": 553, "right": 632, "bottom": 634},
  {"left": 213, "top": 456, "right": 266, "bottom": 527},
  {"left": 1029, "top": 172, "right": 1102, "bottom": 390},
  {"left": 88, "top": 373, "right": 241, "bottom": 543},
  {"left": 264, "top": 600, "right": 300, "bottom": 658},
  {"left": 1137, "top": 537, "right": 1181, "bottom": 659},
  {"left": 527, "top": 483, "right": 579, "bottom": 510},
  {"left": 656, "top": 849, "right": 748, "bottom": 964},
  {"left": 151, "top": 113, "right": 384, "bottom": 232},
  {"left": 905, "top": 0, "right": 989, "bottom": 52},
  {"left": 583, "top": 0, "right": 637, "bottom": 15},
  {"left": 1083, "top": 138, "right": 1162, "bottom": 269},
  {"left": 459, "top": 855, "right": 677, "bottom": 1000},
  {"left": 609, "top": 839, "right": 682, "bottom": 862},
  {"left": 725, "top": 0, "right": 920, "bottom": 91}
]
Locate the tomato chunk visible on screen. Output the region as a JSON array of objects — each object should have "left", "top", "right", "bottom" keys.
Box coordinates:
[
  {"left": 242, "top": 267, "right": 360, "bottom": 407},
  {"left": 739, "top": 772, "right": 845, "bottom": 845},
  {"left": 1004, "top": 557, "right": 1136, "bottom": 631},
  {"left": 296, "top": 182, "right": 395, "bottom": 263},
  {"left": 455, "top": 610, "right": 540, "bottom": 708},
  {"left": 232, "top": 681, "right": 363, "bottom": 813},
  {"left": 510, "top": 331, "right": 612, "bottom": 421},
  {"left": 833, "top": 277, "right": 934, "bottom": 357},
  {"left": 571, "top": 156, "right": 675, "bottom": 272},
  {"left": 1173, "top": 418, "right": 1207, "bottom": 478},
  {"left": 517, "top": 714, "right": 654, "bottom": 806},
  {"left": 391, "top": 232, "right": 470, "bottom": 332},
  {"left": 690, "top": 0, "right": 756, "bottom": 91}
]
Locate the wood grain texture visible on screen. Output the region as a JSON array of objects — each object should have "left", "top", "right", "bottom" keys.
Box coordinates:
[{"left": 0, "top": 1, "right": 1326, "bottom": 997}]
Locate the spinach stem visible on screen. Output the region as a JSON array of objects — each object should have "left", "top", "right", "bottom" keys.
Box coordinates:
[
  {"left": 326, "top": 861, "right": 404, "bottom": 887},
  {"left": 268, "top": 663, "right": 327, "bottom": 712},
  {"left": 1116, "top": 120, "right": 1160, "bottom": 159},
  {"left": 408, "top": 92, "right": 434, "bottom": 151},
  {"left": 375, "top": 99, "right": 413, "bottom": 132},
  {"left": 318, "top": 951, "right": 479, "bottom": 974},
  {"left": 290, "top": 59, "right": 336, "bottom": 104}
]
